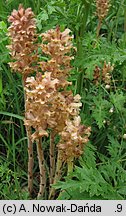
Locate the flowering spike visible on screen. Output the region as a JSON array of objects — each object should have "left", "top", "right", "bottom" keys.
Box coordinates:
[
  {"left": 96, "top": 0, "right": 110, "bottom": 21},
  {"left": 8, "top": 4, "right": 38, "bottom": 78},
  {"left": 93, "top": 61, "right": 114, "bottom": 85},
  {"left": 39, "top": 27, "right": 74, "bottom": 87}
]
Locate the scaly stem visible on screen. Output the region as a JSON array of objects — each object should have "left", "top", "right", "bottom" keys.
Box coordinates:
[
  {"left": 49, "top": 150, "right": 63, "bottom": 199},
  {"left": 22, "top": 76, "right": 34, "bottom": 196},
  {"left": 36, "top": 138, "right": 46, "bottom": 198},
  {"left": 49, "top": 132, "right": 55, "bottom": 185},
  {"left": 67, "top": 158, "right": 74, "bottom": 175},
  {"left": 27, "top": 126, "right": 34, "bottom": 195}
]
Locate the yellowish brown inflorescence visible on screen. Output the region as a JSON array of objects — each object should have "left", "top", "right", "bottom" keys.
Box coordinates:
[
  {"left": 96, "top": 0, "right": 110, "bottom": 37},
  {"left": 8, "top": 4, "right": 38, "bottom": 79},
  {"left": 24, "top": 72, "right": 59, "bottom": 141},
  {"left": 40, "top": 26, "right": 74, "bottom": 87},
  {"left": 93, "top": 61, "right": 114, "bottom": 85},
  {"left": 26, "top": 27, "right": 90, "bottom": 160},
  {"left": 59, "top": 116, "right": 91, "bottom": 163},
  {"left": 96, "top": 0, "right": 110, "bottom": 21}
]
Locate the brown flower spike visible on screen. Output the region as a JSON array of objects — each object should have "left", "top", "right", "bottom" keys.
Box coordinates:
[
  {"left": 24, "top": 72, "right": 59, "bottom": 141},
  {"left": 39, "top": 26, "right": 74, "bottom": 88},
  {"left": 58, "top": 116, "right": 91, "bottom": 163},
  {"left": 8, "top": 4, "right": 38, "bottom": 195},
  {"left": 8, "top": 4, "right": 38, "bottom": 79},
  {"left": 93, "top": 61, "right": 114, "bottom": 85},
  {"left": 96, "top": 0, "right": 110, "bottom": 21},
  {"left": 96, "top": 0, "right": 110, "bottom": 37}
]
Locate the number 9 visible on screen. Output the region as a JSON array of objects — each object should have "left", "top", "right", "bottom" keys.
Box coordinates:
[{"left": 117, "top": 204, "right": 122, "bottom": 212}]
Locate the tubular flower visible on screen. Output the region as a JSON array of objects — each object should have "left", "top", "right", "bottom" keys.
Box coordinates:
[
  {"left": 8, "top": 4, "right": 38, "bottom": 77},
  {"left": 96, "top": 0, "right": 110, "bottom": 21},
  {"left": 67, "top": 94, "right": 82, "bottom": 116},
  {"left": 39, "top": 26, "right": 74, "bottom": 87},
  {"left": 58, "top": 116, "right": 91, "bottom": 163}
]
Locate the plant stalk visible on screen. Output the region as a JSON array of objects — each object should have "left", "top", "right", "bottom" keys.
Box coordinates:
[
  {"left": 36, "top": 138, "right": 46, "bottom": 198},
  {"left": 67, "top": 158, "right": 74, "bottom": 174},
  {"left": 27, "top": 126, "right": 34, "bottom": 195},
  {"left": 49, "top": 150, "right": 63, "bottom": 199},
  {"left": 22, "top": 76, "right": 34, "bottom": 196},
  {"left": 49, "top": 132, "right": 55, "bottom": 185}
]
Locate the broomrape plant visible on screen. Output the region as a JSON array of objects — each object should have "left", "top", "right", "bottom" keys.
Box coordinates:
[
  {"left": 96, "top": 0, "right": 110, "bottom": 37},
  {"left": 7, "top": 4, "right": 38, "bottom": 196},
  {"left": 93, "top": 61, "right": 114, "bottom": 88},
  {"left": 7, "top": 4, "right": 91, "bottom": 199}
]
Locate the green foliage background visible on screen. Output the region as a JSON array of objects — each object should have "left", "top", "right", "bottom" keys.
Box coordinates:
[{"left": 0, "top": 0, "right": 126, "bottom": 199}]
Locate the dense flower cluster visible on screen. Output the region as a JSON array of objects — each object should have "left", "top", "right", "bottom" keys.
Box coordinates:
[
  {"left": 39, "top": 26, "right": 74, "bottom": 88},
  {"left": 8, "top": 4, "right": 38, "bottom": 78},
  {"left": 96, "top": 0, "right": 110, "bottom": 21},
  {"left": 58, "top": 116, "right": 91, "bottom": 162},
  {"left": 25, "top": 69, "right": 90, "bottom": 161},
  {"left": 93, "top": 61, "right": 114, "bottom": 85},
  {"left": 24, "top": 72, "right": 59, "bottom": 141}
]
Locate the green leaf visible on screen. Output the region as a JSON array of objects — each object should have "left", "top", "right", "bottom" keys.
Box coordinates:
[
  {"left": 47, "top": 5, "right": 56, "bottom": 14},
  {"left": 80, "top": 143, "right": 96, "bottom": 169},
  {"left": 38, "top": 10, "right": 49, "bottom": 21},
  {"left": 92, "top": 97, "right": 110, "bottom": 128},
  {"left": 0, "top": 21, "right": 7, "bottom": 31},
  {"left": 118, "top": 187, "right": 126, "bottom": 195},
  {"left": 57, "top": 190, "right": 71, "bottom": 200},
  {"left": 0, "top": 111, "right": 24, "bottom": 120},
  {"left": 54, "top": 179, "right": 82, "bottom": 190},
  {"left": 110, "top": 92, "right": 125, "bottom": 113}
]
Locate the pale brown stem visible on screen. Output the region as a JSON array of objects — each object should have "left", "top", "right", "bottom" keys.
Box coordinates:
[
  {"left": 36, "top": 138, "right": 46, "bottom": 198},
  {"left": 49, "top": 132, "right": 55, "bottom": 186},
  {"left": 67, "top": 157, "right": 74, "bottom": 175},
  {"left": 49, "top": 150, "right": 63, "bottom": 200},
  {"left": 22, "top": 76, "right": 34, "bottom": 196},
  {"left": 27, "top": 126, "right": 34, "bottom": 195}
]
